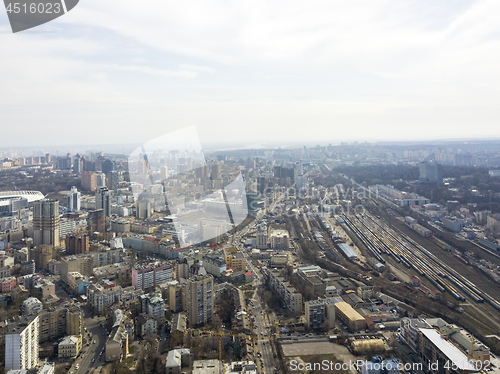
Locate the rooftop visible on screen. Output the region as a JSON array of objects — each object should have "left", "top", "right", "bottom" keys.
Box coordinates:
[{"left": 419, "top": 328, "right": 477, "bottom": 371}]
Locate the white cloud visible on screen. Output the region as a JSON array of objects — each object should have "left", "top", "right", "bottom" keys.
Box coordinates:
[
  {"left": 1, "top": 0, "right": 500, "bottom": 147},
  {"left": 111, "top": 64, "right": 198, "bottom": 79}
]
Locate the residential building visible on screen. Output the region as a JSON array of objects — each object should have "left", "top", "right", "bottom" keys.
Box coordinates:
[
  {"left": 65, "top": 234, "right": 89, "bottom": 255},
  {"left": 192, "top": 359, "right": 222, "bottom": 374},
  {"left": 269, "top": 229, "right": 290, "bottom": 249},
  {"left": 39, "top": 305, "right": 68, "bottom": 342},
  {"left": 166, "top": 348, "right": 191, "bottom": 374},
  {"left": 86, "top": 282, "right": 122, "bottom": 313},
  {"left": 58, "top": 335, "right": 82, "bottom": 358},
  {"left": 60, "top": 255, "right": 93, "bottom": 284},
  {"left": 223, "top": 247, "right": 246, "bottom": 272},
  {"left": 132, "top": 262, "right": 174, "bottom": 291},
  {"left": 170, "top": 313, "right": 187, "bottom": 345},
  {"left": 0, "top": 276, "right": 16, "bottom": 292},
  {"left": 419, "top": 162, "right": 443, "bottom": 183},
  {"left": 305, "top": 297, "right": 341, "bottom": 329},
  {"left": 67, "top": 186, "right": 81, "bottom": 212},
  {"left": 66, "top": 306, "right": 84, "bottom": 336},
  {"left": 265, "top": 269, "right": 303, "bottom": 315},
  {"left": 169, "top": 283, "right": 186, "bottom": 313},
  {"left": 87, "top": 209, "right": 105, "bottom": 234},
  {"left": 137, "top": 314, "right": 157, "bottom": 337},
  {"left": 105, "top": 325, "right": 128, "bottom": 362},
  {"left": 5, "top": 315, "right": 40, "bottom": 370},
  {"left": 184, "top": 275, "right": 214, "bottom": 327},
  {"left": 22, "top": 297, "right": 42, "bottom": 315},
  {"left": 202, "top": 253, "right": 227, "bottom": 278}
]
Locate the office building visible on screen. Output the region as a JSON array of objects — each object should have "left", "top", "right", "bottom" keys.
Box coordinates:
[
  {"left": 5, "top": 315, "right": 40, "bottom": 370},
  {"left": 67, "top": 186, "right": 81, "bottom": 212},
  {"left": 33, "top": 200, "right": 60, "bottom": 247},
  {"left": 96, "top": 187, "right": 111, "bottom": 217},
  {"left": 334, "top": 301, "right": 366, "bottom": 332},
  {"left": 185, "top": 275, "right": 214, "bottom": 327}
]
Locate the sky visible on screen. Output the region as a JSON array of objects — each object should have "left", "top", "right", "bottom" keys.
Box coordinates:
[{"left": 1, "top": 0, "right": 500, "bottom": 149}]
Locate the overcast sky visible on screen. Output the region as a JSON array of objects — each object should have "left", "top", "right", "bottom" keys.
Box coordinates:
[{"left": 1, "top": 0, "right": 500, "bottom": 148}]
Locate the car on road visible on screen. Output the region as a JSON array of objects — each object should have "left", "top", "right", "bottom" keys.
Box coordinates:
[
  {"left": 92, "top": 358, "right": 95, "bottom": 363},
  {"left": 93, "top": 340, "right": 96, "bottom": 344}
]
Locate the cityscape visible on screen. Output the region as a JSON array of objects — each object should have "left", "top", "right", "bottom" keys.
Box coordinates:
[
  {"left": 3, "top": 1, "right": 500, "bottom": 374},
  {"left": 1, "top": 139, "right": 500, "bottom": 374}
]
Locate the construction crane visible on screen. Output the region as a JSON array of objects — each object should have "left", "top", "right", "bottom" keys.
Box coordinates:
[{"left": 204, "top": 329, "right": 257, "bottom": 362}]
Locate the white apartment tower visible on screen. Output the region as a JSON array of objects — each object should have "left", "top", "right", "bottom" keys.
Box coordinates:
[
  {"left": 5, "top": 315, "right": 40, "bottom": 370},
  {"left": 67, "top": 186, "right": 81, "bottom": 212}
]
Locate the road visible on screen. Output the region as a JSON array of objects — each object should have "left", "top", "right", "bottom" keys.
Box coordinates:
[{"left": 71, "top": 315, "right": 109, "bottom": 374}]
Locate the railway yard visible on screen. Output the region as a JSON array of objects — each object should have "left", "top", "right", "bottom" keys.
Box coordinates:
[{"left": 334, "top": 208, "right": 500, "bottom": 333}]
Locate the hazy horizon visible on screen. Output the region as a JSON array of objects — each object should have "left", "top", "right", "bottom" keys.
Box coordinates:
[{"left": 2, "top": 1, "right": 500, "bottom": 147}]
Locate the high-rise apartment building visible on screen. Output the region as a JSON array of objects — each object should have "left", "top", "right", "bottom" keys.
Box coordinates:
[
  {"left": 29, "top": 245, "right": 54, "bottom": 270},
  {"left": 65, "top": 234, "right": 89, "bottom": 255},
  {"left": 184, "top": 274, "right": 214, "bottom": 327},
  {"left": 96, "top": 187, "right": 111, "bottom": 217},
  {"left": 66, "top": 306, "right": 84, "bottom": 336},
  {"left": 67, "top": 186, "right": 81, "bottom": 212},
  {"left": 132, "top": 262, "right": 174, "bottom": 291},
  {"left": 87, "top": 209, "right": 105, "bottom": 234},
  {"left": 96, "top": 172, "right": 107, "bottom": 189},
  {"left": 160, "top": 166, "right": 168, "bottom": 180},
  {"left": 211, "top": 163, "right": 221, "bottom": 180},
  {"left": 419, "top": 162, "right": 443, "bottom": 183},
  {"left": 81, "top": 171, "right": 97, "bottom": 192},
  {"left": 5, "top": 315, "right": 40, "bottom": 370},
  {"left": 33, "top": 199, "right": 60, "bottom": 247}
]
